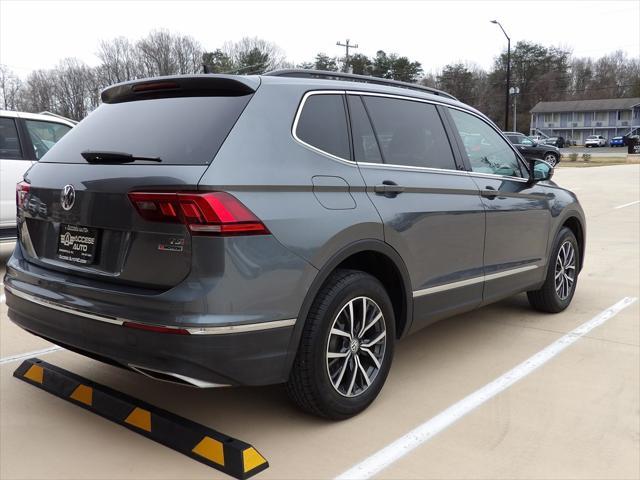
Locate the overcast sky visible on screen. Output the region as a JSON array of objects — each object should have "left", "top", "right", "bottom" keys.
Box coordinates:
[{"left": 1, "top": 0, "right": 638, "bottom": 77}]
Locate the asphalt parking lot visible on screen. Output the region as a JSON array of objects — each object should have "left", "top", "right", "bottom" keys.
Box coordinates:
[{"left": 1, "top": 164, "right": 639, "bottom": 480}]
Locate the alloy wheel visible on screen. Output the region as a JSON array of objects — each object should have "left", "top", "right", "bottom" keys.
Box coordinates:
[
  {"left": 555, "top": 241, "right": 576, "bottom": 300},
  {"left": 326, "top": 296, "right": 386, "bottom": 398},
  {"left": 545, "top": 154, "right": 557, "bottom": 166}
]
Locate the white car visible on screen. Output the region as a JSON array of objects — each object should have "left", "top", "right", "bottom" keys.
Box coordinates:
[
  {"left": 585, "top": 135, "right": 606, "bottom": 147},
  {"left": 0, "top": 110, "right": 75, "bottom": 255}
]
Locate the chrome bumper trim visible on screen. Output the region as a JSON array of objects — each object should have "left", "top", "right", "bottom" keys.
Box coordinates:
[{"left": 5, "top": 285, "right": 296, "bottom": 334}]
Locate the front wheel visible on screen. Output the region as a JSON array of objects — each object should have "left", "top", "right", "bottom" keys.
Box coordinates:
[
  {"left": 544, "top": 153, "right": 559, "bottom": 166},
  {"left": 286, "top": 269, "right": 395, "bottom": 419},
  {"left": 527, "top": 227, "right": 579, "bottom": 313}
]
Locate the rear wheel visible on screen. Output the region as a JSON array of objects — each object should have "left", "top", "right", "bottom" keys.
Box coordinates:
[
  {"left": 286, "top": 269, "right": 395, "bottom": 419},
  {"left": 527, "top": 227, "right": 579, "bottom": 313}
]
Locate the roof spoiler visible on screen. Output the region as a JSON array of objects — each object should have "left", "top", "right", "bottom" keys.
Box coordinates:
[{"left": 101, "top": 75, "right": 260, "bottom": 104}]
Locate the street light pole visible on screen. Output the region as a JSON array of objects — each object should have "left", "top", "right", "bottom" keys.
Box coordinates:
[
  {"left": 510, "top": 86, "right": 520, "bottom": 132},
  {"left": 491, "top": 20, "right": 511, "bottom": 131}
]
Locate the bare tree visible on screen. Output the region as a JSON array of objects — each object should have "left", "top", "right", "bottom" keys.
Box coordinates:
[
  {"left": 172, "top": 34, "right": 203, "bottom": 74},
  {"left": 53, "top": 58, "right": 99, "bottom": 120},
  {"left": 0, "top": 65, "right": 23, "bottom": 110},
  {"left": 135, "top": 29, "right": 202, "bottom": 77},
  {"left": 96, "top": 37, "right": 141, "bottom": 84},
  {"left": 222, "top": 37, "right": 286, "bottom": 74}
]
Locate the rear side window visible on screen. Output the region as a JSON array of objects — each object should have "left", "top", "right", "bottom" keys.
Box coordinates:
[
  {"left": 0, "top": 117, "right": 23, "bottom": 160},
  {"left": 41, "top": 95, "right": 252, "bottom": 165},
  {"left": 347, "top": 95, "right": 382, "bottom": 164},
  {"left": 25, "top": 119, "right": 72, "bottom": 160},
  {"left": 296, "top": 94, "right": 351, "bottom": 160},
  {"left": 362, "top": 96, "right": 456, "bottom": 170}
]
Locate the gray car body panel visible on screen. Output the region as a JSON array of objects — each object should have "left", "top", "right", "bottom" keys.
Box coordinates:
[{"left": 4, "top": 74, "right": 586, "bottom": 387}]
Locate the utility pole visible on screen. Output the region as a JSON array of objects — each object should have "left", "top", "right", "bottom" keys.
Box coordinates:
[
  {"left": 336, "top": 39, "right": 358, "bottom": 73},
  {"left": 491, "top": 20, "right": 511, "bottom": 131}
]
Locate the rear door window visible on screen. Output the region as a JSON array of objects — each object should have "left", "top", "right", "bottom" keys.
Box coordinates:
[
  {"left": 361, "top": 96, "right": 456, "bottom": 170},
  {"left": 24, "top": 119, "right": 72, "bottom": 160},
  {"left": 41, "top": 95, "right": 253, "bottom": 165},
  {"left": 296, "top": 93, "right": 351, "bottom": 160},
  {"left": 347, "top": 95, "right": 382, "bottom": 164},
  {"left": 0, "top": 117, "right": 23, "bottom": 160}
]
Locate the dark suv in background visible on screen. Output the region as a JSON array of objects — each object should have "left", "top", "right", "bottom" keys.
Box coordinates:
[
  {"left": 504, "top": 131, "right": 562, "bottom": 166},
  {"left": 5, "top": 70, "right": 585, "bottom": 419}
]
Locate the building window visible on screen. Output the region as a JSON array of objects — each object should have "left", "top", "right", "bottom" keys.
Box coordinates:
[
  {"left": 594, "top": 111, "right": 607, "bottom": 122},
  {"left": 576, "top": 112, "right": 584, "bottom": 122},
  {"left": 618, "top": 110, "right": 631, "bottom": 121}
]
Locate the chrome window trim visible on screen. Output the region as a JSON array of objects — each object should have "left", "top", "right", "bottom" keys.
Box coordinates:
[
  {"left": 5, "top": 285, "right": 297, "bottom": 334},
  {"left": 291, "top": 89, "right": 530, "bottom": 179},
  {"left": 413, "top": 264, "right": 538, "bottom": 298},
  {"left": 357, "top": 161, "right": 470, "bottom": 177},
  {"left": 291, "top": 90, "right": 355, "bottom": 166},
  {"left": 466, "top": 171, "right": 530, "bottom": 183}
]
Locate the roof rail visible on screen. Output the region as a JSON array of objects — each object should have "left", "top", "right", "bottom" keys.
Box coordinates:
[{"left": 264, "top": 69, "right": 458, "bottom": 101}]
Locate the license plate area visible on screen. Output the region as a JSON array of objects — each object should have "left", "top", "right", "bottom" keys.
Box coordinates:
[{"left": 56, "top": 224, "right": 99, "bottom": 265}]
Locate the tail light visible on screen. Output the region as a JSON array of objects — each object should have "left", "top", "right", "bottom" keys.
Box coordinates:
[
  {"left": 16, "top": 181, "right": 30, "bottom": 210},
  {"left": 128, "top": 191, "right": 269, "bottom": 236}
]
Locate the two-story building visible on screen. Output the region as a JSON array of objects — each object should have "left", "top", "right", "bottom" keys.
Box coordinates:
[{"left": 530, "top": 97, "right": 640, "bottom": 144}]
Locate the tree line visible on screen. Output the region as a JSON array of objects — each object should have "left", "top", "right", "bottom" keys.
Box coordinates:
[{"left": 1, "top": 29, "right": 638, "bottom": 134}]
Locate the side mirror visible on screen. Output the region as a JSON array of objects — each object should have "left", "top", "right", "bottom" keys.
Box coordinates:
[{"left": 528, "top": 158, "right": 554, "bottom": 182}]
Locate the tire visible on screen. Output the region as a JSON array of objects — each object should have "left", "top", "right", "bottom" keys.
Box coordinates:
[
  {"left": 527, "top": 227, "right": 579, "bottom": 313},
  {"left": 286, "top": 269, "right": 395, "bottom": 420},
  {"left": 544, "top": 152, "right": 559, "bottom": 166}
]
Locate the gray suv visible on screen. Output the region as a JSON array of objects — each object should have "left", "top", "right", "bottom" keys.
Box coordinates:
[{"left": 5, "top": 70, "right": 586, "bottom": 419}]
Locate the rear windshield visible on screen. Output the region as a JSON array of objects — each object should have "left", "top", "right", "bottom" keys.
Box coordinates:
[{"left": 41, "top": 95, "right": 252, "bottom": 165}]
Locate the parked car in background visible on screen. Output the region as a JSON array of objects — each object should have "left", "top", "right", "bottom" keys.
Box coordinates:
[
  {"left": 585, "top": 135, "right": 606, "bottom": 147},
  {"left": 609, "top": 136, "right": 625, "bottom": 147},
  {"left": 542, "top": 136, "right": 565, "bottom": 148},
  {"left": 4, "top": 71, "right": 585, "bottom": 419},
  {"left": 0, "top": 110, "right": 75, "bottom": 255},
  {"left": 504, "top": 132, "right": 561, "bottom": 166}
]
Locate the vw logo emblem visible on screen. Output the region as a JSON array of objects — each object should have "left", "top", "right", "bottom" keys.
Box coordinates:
[{"left": 60, "top": 184, "right": 76, "bottom": 211}]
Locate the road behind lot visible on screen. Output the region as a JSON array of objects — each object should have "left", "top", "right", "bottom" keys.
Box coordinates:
[
  {"left": 1, "top": 164, "right": 639, "bottom": 480},
  {"left": 560, "top": 146, "right": 628, "bottom": 155}
]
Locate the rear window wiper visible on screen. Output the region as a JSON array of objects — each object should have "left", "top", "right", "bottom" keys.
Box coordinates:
[{"left": 81, "top": 150, "right": 162, "bottom": 163}]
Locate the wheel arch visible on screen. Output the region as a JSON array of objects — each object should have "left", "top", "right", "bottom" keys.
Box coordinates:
[{"left": 282, "top": 239, "right": 413, "bottom": 378}]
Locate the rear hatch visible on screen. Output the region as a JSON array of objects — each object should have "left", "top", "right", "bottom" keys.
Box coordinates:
[{"left": 17, "top": 75, "right": 258, "bottom": 289}]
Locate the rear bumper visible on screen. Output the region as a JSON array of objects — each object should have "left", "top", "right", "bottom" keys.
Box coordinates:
[{"left": 5, "top": 286, "right": 295, "bottom": 387}]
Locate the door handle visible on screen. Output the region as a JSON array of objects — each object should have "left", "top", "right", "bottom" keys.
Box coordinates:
[
  {"left": 481, "top": 186, "right": 497, "bottom": 199},
  {"left": 374, "top": 181, "right": 405, "bottom": 197}
]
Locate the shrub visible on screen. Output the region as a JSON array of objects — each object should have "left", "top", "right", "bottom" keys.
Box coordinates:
[
  {"left": 582, "top": 153, "right": 591, "bottom": 162},
  {"left": 568, "top": 153, "right": 578, "bottom": 162}
]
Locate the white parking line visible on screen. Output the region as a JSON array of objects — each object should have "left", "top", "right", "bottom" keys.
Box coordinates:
[
  {"left": 614, "top": 200, "right": 640, "bottom": 209},
  {"left": 0, "top": 346, "right": 63, "bottom": 365},
  {"left": 335, "top": 296, "right": 638, "bottom": 480}
]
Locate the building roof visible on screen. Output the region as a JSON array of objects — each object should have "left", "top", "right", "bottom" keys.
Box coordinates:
[{"left": 530, "top": 97, "right": 640, "bottom": 113}]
